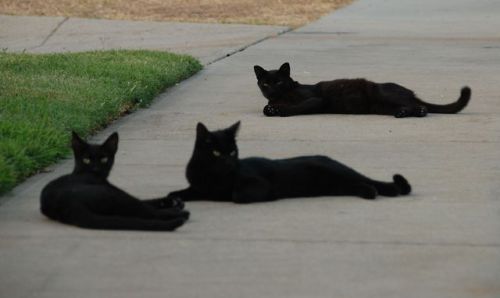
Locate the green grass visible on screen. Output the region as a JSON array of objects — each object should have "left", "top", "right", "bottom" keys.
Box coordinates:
[{"left": 0, "top": 50, "right": 202, "bottom": 194}]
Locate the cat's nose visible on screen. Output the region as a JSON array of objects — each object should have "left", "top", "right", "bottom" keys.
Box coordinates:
[{"left": 222, "top": 157, "right": 235, "bottom": 165}]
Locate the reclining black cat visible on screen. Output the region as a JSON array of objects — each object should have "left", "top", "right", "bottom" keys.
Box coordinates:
[
  {"left": 167, "top": 121, "right": 411, "bottom": 203},
  {"left": 40, "top": 132, "right": 188, "bottom": 231},
  {"left": 254, "top": 62, "right": 471, "bottom": 118}
]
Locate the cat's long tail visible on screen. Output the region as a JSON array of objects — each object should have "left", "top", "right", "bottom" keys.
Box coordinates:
[
  {"left": 371, "top": 174, "right": 411, "bottom": 196},
  {"left": 66, "top": 206, "right": 186, "bottom": 231},
  {"left": 419, "top": 86, "right": 471, "bottom": 113}
]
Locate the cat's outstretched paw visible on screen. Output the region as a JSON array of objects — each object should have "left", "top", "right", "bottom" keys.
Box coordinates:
[
  {"left": 176, "top": 210, "right": 190, "bottom": 220},
  {"left": 263, "top": 105, "right": 280, "bottom": 116},
  {"left": 393, "top": 174, "right": 411, "bottom": 195},
  {"left": 161, "top": 196, "right": 185, "bottom": 210},
  {"left": 395, "top": 108, "right": 411, "bottom": 118},
  {"left": 158, "top": 208, "right": 190, "bottom": 220},
  {"left": 357, "top": 184, "right": 378, "bottom": 199},
  {"left": 414, "top": 106, "right": 428, "bottom": 117}
]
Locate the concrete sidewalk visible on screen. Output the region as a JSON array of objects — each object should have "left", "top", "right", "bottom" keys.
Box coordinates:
[
  {"left": 1, "top": 1, "right": 500, "bottom": 297},
  {"left": 0, "top": 15, "right": 288, "bottom": 64}
]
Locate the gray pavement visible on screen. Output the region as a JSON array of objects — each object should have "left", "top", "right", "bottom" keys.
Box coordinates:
[
  {"left": 0, "top": 15, "right": 288, "bottom": 64},
  {"left": 1, "top": 1, "right": 500, "bottom": 297}
]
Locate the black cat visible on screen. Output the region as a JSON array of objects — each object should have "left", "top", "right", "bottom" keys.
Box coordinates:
[
  {"left": 167, "top": 121, "right": 411, "bottom": 203},
  {"left": 40, "top": 132, "right": 188, "bottom": 231},
  {"left": 254, "top": 62, "right": 471, "bottom": 118}
]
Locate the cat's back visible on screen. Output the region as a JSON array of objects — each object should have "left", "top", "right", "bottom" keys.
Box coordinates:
[
  {"left": 274, "top": 155, "right": 335, "bottom": 168},
  {"left": 317, "top": 78, "right": 375, "bottom": 94},
  {"left": 41, "top": 174, "right": 74, "bottom": 197},
  {"left": 241, "top": 155, "right": 338, "bottom": 170},
  {"left": 239, "top": 157, "right": 275, "bottom": 174},
  {"left": 275, "top": 155, "right": 368, "bottom": 179},
  {"left": 240, "top": 155, "right": 335, "bottom": 176}
]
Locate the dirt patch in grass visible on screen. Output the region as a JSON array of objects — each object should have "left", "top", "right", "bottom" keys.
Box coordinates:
[{"left": 0, "top": 0, "right": 353, "bottom": 27}]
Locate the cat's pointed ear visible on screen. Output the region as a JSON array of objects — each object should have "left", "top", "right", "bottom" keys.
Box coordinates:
[
  {"left": 196, "top": 122, "right": 211, "bottom": 142},
  {"left": 101, "top": 132, "right": 119, "bottom": 155},
  {"left": 71, "top": 131, "right": 87, "bottom": 156},
  {"left": 226, "top": 121, "right": 241, "bottom": 138},
  {"left": 254, "top": 65, "right": 267, "bottom": 80},
  {"left": 279, "top": 62, "right": 290, "bottom": 77}
]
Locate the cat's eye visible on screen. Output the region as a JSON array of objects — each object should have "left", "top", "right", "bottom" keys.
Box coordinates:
[
  {"left": 100, "top": 157, "right": 108, "bottom": 163},
  {"left": 230, "top": 150, "right": 237, "bottom": 156},
  {"left": 212, "top": 150, "right": 221, "bottom": 157},
  {"left": 82, "top": 158, "right": 91, "bottom": 164},
  {"left": 277, "top": 81, "right": 284, "bottom": 85},
  {"left": 262, "top": 83, "right": 270, "bottom": 87}
]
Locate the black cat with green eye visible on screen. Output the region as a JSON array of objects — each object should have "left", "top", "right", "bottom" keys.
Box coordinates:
[
  {"left": 167, "top": 121, "right": 411, "bottom": 203},
  {"left": 40, "top": 132, "right": 188, "bottom": 231}
]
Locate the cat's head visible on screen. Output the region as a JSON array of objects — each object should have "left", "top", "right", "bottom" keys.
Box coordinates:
[
  {"left": 191, "top": 121, "right": 240, "bottom": 171},
  {"left": 254, "top": 62, "right": 295, "bottom": 101},
  {"left": 71, "top": 132, "right": 119, "bottom": 178}
]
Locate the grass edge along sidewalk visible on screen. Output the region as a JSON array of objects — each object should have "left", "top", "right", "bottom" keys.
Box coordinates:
[{"left": 0, "top": 50, "right": 202, "bottom": 195}]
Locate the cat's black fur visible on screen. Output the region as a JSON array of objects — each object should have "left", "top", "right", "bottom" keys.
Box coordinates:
[
  {"left": 254, "top": 62, "right": 471, "bottom": 118},
  {"left": 40, "top": 132, "right": 188, "bottom": 231},
  {"left": 167, "top": 121, "right": 411, "bottom": 203}
]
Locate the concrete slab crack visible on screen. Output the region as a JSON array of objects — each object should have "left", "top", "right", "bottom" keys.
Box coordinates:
[
  {"left": 30, "top": 17, "right": 69, "bottom": 50},
  {"left": 206, "top": 27, "right": 293, "bottom": 65}
]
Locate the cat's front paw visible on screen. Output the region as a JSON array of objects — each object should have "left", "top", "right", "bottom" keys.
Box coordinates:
[
  {"left": 358, "top": 185, "right": 378, "bottom": 200},
  {"left": 263, "top": 105, "right": 280, "bottom": 117},
  {"left": 162, "top": 195, "right": 185, "bottom": 210},
  {"left": 175, "top": 209, "right": 190, "bottom": 220},
  {"left": 395, "top": 108, "right": 411, "bottom": 118},
  {"left": 414, "top": 106, "right": 428, "bottom": 117}
]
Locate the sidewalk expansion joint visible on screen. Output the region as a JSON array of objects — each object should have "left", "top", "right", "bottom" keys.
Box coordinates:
[
  {"left": 30, "top": 16, "right": 69, "bottom": 50},
  {"left": 175, "top": 237, "right": 500, "bottom": 248},
  {"left": 289, "top": 31, "right": 356, "bottom": 35},
  {"left": 206, "top": 27, "right": 293, "bottom": 66}
]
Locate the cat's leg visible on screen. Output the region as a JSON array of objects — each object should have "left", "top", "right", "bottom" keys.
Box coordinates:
[
  {"left": 394, "top": 107, "right": 414, "bottom": 118},
  {"left": 412, "top": 105, "right": 428, "bottom": 117},
  {"left": 264, "top": 97, "right": 324, "bottom": 117},
  {"left": 263, "top": 105, "right": 280, "bottom": 116},
  {"left": 69, "top": 203, "right": 186, "bottom": 231},
  {"left": 343, "top": 183, "right": 378, "bottom": 199},
  {"left": 371, "top": 103, "right": 399, "bottom": 116},
  {"left": 148, "top": 206, "right": 190, "bottom": 220},
  {"left": 143, "top": 197, "right": 185, "bottom": 210},
  {"left": 281, "top": 97, "right": 325, "bottom": 116},
  {"left": 132, "top": 201, "right": 190, "bottom": 220},
  {"left": 369, "top": 181, "right": 400, "bottom": 197},
  {"left": 396, "top": 105, "right": 430, "bottom": 118},
  {"left": 118, "top": 197, "right": 189, "bottom": 220},
  {"left": 383, "top": 103, "right": 428, "bottom": 117},
  {"left": 232, "top": 177, "right": 272, "bottom": 203},
  {"left": 166, "top": 187, "right": 205, "bottom": 202},
  {"left": 371, "top": 103, "right": 415, "bottom": 118},
  {"left": 374, "top": 100, "right": 427, "bottom": 118},
  {"left": 370, "top": 174, "right": 412, "bottom": 197},
  {"left": 105, "top": 183, "right": 183, "bottom": 210},
  {"left": 321, "top": 182, "right": 378, "bottom": 199}
]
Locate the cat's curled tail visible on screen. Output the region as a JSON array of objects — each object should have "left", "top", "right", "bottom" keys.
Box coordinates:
[{"left": 420, "top": 86, "right": 471, "bottom": 114}]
